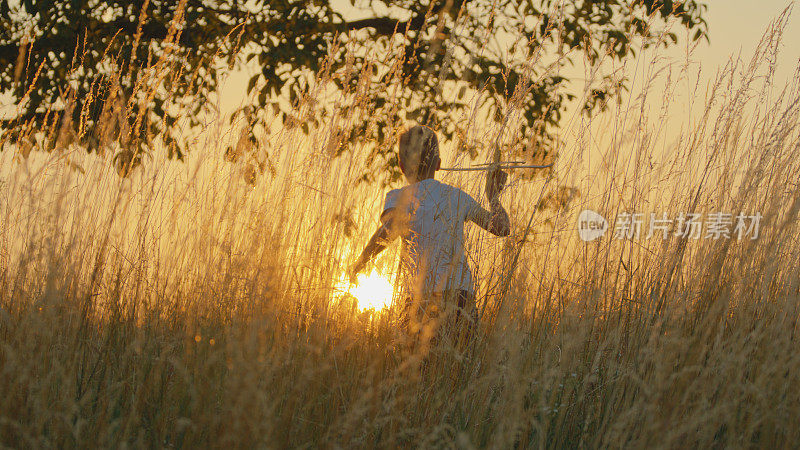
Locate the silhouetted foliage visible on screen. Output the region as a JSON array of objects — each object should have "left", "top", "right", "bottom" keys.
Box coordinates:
[{"left": 1, "top": 0, "right": 707, "bottom": 183}]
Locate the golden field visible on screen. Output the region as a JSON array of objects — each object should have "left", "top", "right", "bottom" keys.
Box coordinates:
[{"left": 1, "top": 10, "right": 800, "bottom": 449}]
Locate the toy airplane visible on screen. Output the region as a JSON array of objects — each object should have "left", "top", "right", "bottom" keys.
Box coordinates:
[{"left": 440, "top": 161, "right": 554, "bottom": 172}]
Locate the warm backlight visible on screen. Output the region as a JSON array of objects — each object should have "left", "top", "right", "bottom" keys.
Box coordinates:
[{"left": 338, "top": 271, "right": 394, "bottom": 311}]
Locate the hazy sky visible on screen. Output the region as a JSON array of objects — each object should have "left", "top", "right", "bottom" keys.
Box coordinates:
[{"left": 686, "top": 0, "right": 797, "bottom": 86}]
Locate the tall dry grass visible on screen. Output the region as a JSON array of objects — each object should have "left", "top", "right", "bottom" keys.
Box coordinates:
[{"left": 1, "top": 6, "right": 800, "bottom": 449}]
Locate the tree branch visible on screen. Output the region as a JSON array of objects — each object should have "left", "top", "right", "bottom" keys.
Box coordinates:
[
  {"left": 337, "top": 1, "right": 455, "bottom": 37},
  {"left": 340, "top": 17, "right": 409, "bottom": 35}
]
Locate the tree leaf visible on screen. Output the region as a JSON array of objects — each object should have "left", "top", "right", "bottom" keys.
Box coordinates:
[{"left": 247, "top": 75, "right": 259, "bottom": 93}]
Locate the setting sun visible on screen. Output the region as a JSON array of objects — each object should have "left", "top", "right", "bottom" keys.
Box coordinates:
[{"left": 339, "top": 271, "right": 395, "bottom": 311}]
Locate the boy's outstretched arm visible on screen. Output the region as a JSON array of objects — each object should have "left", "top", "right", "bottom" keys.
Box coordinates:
[
  {"left": 469, "top": 169, "right": 511, "bottom": 237},
  {"left": 349, "top": 214, "right": 398, "bottom": 283}
]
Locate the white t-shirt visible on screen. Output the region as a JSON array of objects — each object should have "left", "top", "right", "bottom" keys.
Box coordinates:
[{"left": 382, "top": 178, "right": 481, "bottom": 298}]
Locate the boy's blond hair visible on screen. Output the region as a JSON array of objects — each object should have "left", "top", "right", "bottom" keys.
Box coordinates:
[{"left": 399, "top": 125, "right": 439, "bottom": 179}]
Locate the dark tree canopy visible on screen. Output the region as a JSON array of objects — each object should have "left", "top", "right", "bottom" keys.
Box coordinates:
[{"left": 1, "top": 0, "right": 707, "bottom": 181}]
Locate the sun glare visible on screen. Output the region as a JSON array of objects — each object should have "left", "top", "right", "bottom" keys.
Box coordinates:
[{"left": 340, "top": 271, "right": 394, "bottom": 311}]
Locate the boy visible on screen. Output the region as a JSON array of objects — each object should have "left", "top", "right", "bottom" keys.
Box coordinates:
[{"left": 350, "top": 125, "right": 510, "bottom": 337}]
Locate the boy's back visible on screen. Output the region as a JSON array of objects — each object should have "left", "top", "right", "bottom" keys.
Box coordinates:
[
  {"left": 383, "top": 178, "right": 480, "bottom": 299},
  {"left": 350, "top": 124, "right": 510, "bottom": 336}
]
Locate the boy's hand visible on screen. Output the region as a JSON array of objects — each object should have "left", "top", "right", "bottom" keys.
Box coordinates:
[
  {"left": 348, "top": 260, "right": 365, "bottom": 285},
  {"left": 485, "top": 168, "right": 508, "bottom": 201}
]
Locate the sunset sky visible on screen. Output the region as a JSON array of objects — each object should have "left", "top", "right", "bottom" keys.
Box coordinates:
[{"left": 699, "top": 1, "right": 797, "bottom": 86}]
